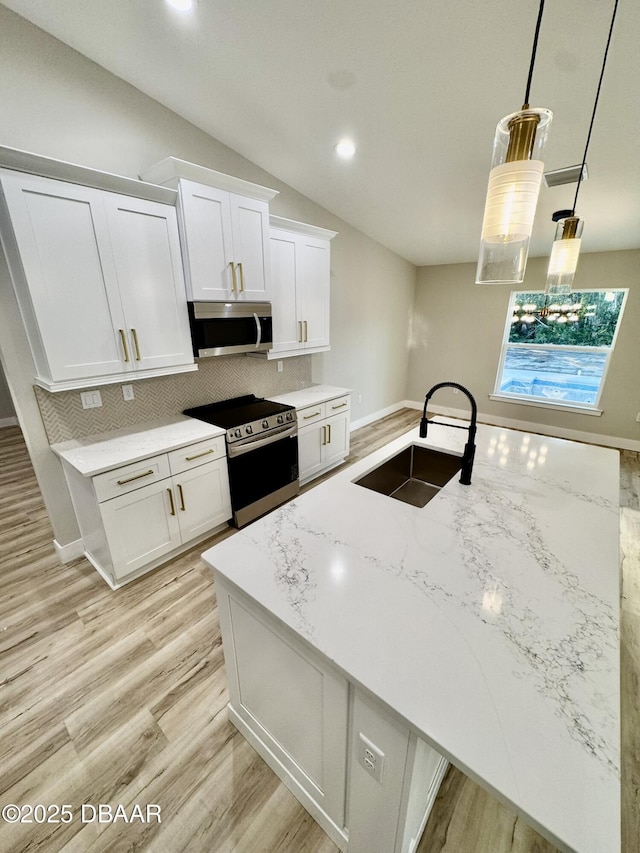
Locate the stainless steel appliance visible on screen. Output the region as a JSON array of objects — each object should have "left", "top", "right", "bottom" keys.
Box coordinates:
[
  {"left": 184, "top": 395, "right": 298, "bottom": 527},
  {"left": 187, "top": 301, "right": 273, "bottom": 357}
]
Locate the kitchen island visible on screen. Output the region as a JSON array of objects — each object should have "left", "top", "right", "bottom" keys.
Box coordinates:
[{"left": 201, "top": 419, "right": 620, "bottom": 853}]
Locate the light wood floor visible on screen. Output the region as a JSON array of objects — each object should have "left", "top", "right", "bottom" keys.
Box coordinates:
[{"left": 0, "top": 411, "right": 637, "bottom": 853}]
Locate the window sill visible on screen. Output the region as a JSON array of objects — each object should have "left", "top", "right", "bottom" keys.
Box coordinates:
[{"left": 489, "top": 394, "right": 603, "bottom": 416}]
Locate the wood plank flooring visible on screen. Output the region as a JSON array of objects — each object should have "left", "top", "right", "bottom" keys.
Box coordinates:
[{"left": 0, "top": 412, "right": 637, "bottom": 853}]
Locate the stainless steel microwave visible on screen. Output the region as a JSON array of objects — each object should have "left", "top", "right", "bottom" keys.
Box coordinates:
[{"left": 187, "top": 301, "right": 273, "bottom": 357}]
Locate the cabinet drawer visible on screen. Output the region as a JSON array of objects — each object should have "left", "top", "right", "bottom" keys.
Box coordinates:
[
  {"left": 297, "top": 403, "right": 326, "bottom": 424},
  {"left": 168, "top": 436, "right": 227, "bottom": 475},
  {"left": 325, "top": 395, "right": 350, "bottom": 416},
  {"left": 93, "top": 454, "right": 170, "bottom": 503}
]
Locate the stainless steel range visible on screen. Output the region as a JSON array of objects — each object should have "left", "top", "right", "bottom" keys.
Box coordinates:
[{"left": 184, "top": 395, "right": 299, "bottom": 528}]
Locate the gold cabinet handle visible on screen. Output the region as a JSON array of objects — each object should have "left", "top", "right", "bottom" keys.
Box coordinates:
[
  {"left": 321, "top": 425, "right": 326, "bottom": 446},
  {"left": 167, "top": 488, "right": 176, "bottom": 516},
  {"left": 303, "top": 410, "right": 322, "bottom": 420},
  {"left": 185, "top": 448, "right": 215, "bottom": 461},
  {"left": 117, "top": 468, "right": 154, "bottom": 486},
  {"left": 328, "top": 423, "right": 332, "bottom": 443},
  {"left": 177, "top": 483, "right": 185, "bottom": 512},
  {"left": 119, "top": 329, "right": 130, "bottom": 363},
  {"left": 238, "top": 261, "right": 245, "bottom": 292},
  {"left": 304, "top": 320, "right": 308, "bottom": 342},
  {"left": 131, "top": 328, "right": 141, "bottom": 361},
  {"left": 332, "top": 401, "right": 348, "bottom": 410},
  {"left": 230, "top": 262, "right": 237, "bottom": 293},
  {"left": 298, "top": 320, "right": 303, "bottom": 343}
]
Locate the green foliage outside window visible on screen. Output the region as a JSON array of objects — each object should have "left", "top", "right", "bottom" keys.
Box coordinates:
[{"left": 508, "top": 291, "right": 625, "bottom": 348}]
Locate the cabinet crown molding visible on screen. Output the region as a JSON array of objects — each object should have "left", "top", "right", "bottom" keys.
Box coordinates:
[
  {"left": 140, "top": 156, "right": 279, "bottom": 202},
  {"left": 269, "top": 215, "right": 337, "bottom": 240},
  {"left": 0, "top": 145, "right": 177, "bottom": 205}
]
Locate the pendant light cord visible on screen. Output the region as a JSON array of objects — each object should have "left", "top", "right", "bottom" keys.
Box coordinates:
[
  {"left": 572, "top": 0, "right": 619, "bottom": 212},
  {"left": 523, "top": 0, "right": 545, "bottom": 107}
]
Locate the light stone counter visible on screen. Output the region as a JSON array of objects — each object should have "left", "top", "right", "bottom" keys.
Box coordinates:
[
  {"left": 51, "top": 416, "right": 225, "bottom": 476},
  {"left": 267, "top": 383, "right": 351, "bottom": 409},
  {"left": 202, "top": 420, "right": 620, "bottom": 853}
]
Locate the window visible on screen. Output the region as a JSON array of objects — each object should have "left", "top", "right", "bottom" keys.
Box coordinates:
[{"left": 493, "top": 289, "right": 627, "bottom": 413}]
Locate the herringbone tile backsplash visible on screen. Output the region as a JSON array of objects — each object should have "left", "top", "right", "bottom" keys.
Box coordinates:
[{"left": 36, "top": 356, "right": 312, "bottom": 444}]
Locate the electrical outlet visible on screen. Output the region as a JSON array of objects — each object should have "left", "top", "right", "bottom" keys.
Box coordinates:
[
  {"left": 358, "top": 394, "right": 363, "bottom": 404},
  {"left": 80, "top": 390, "right": 102, "bottom": 409},
  {"left": 358, "top": 732, "right": 384, "bottom": 783},
  {"left": 122, "top": 384, "right": 135, "bottom": 401}
]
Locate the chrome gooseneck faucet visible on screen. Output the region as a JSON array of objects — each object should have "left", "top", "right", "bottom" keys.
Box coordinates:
[{"left": 419, "top": 382, "right": 478, "bottom": 485}]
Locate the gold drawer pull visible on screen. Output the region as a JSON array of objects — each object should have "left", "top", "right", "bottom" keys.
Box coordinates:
[
  {"left": 328, "top": 423, "right": 332, "bottom": 443},
  {"left": 116, "top": 468, "right": 154, "bottom": 485},
  {"left": 177, "top": 483, "right": 185, "bottom": 511},
  {"left": 238, "top": 261, "right": 245, "bottom": 292},
  {"left": 167, "top": 488, "right": 176, "bottom": 516},
  {"left": 298, "top": 320, "right": 303, "bottom": 343},
  {"left": 185, "top": 448, "right": 215, "bottom": 461},
  {"left": 119, "top": 329, "right": 130, "bottom": 363},
  {"left": 321, "top": 425, "right": 326, "bottom": 446},
  {"left": 304, "top": 319, "right": 308, "bottom": 342},
  {"left": 331, "top": 401, "right": 348, "bottom": 409},
  {"left": 230, "top": 262, "right": 237, "bottom": 293},
  {"left": 303, "top": 410, "right": 322, "bottom": 420},
  {"left": 131, "top": 328, "right": 141, "bottom": 361}
]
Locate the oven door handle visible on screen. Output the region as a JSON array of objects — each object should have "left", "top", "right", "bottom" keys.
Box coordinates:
[
  {"left": 254, "top": 313, "right": 261, "bottom": 348},
  {"left": 227, "top": 422, "right": 297, "bottom": 457}
]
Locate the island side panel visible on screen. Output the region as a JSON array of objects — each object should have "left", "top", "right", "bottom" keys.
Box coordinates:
[{"left": 214, "top": 571, "right": 349, "bottom": 850}]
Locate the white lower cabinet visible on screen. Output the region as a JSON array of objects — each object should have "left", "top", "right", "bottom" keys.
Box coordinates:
[
  {"left": 63, "top": 436, "right": 231, "bottom": 587},
  {"left": 298, "top": 395, "right": 351, "bottom": 484},
  {"left": 215, "top": 574, "right": 448, "bottom": 853}
]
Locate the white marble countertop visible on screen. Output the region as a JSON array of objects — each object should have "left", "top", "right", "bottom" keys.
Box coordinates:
[
  {"left": 51, "top": 416, "right": 225, "bottom": 476},
  {"left": 202, "top": 420, "right": 620, "bottom": 853},
  {"left": 267, "top": 384, "right": 351, "bottom": 409}
]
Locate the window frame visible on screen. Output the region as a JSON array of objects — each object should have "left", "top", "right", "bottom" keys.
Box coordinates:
[{"left": 491, "top": 288, "right": 628, "bottom": 415}]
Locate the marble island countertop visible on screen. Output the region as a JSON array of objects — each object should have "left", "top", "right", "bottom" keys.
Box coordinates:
[
  {"left": 51, "top": 416, "right": 225, "bottom": 476},
  {"left": 202, "top": 419, "right": 620, "bottom": 853}
]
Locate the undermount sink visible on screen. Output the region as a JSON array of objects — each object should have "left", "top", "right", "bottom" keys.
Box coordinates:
[{"left": 354, "top": 445, "right": 462, "bottom": 508}]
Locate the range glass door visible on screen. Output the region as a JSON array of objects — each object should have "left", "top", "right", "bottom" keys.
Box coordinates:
[{"left": 227, "top": 432, "right": 298, "bottom": 514}]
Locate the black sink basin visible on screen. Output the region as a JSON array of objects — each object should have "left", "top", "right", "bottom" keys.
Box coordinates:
[{"left": 354, "top": 445, "right": 462, "bottom": 508}]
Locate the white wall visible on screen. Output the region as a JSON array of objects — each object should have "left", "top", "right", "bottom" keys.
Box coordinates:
[
  {"left": 0, "top": 5, "right": 416, "bottom": 547},
  {"left": 407, "top": 250, "right": 640, "bottom": 446}
]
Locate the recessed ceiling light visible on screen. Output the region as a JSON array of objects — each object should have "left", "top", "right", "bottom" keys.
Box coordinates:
[
  {"left": 335, "top": 139, "right": 356, "bottom": 159},
  {"left": 165, "top": 0, "right": 194, "bottom": 11}
]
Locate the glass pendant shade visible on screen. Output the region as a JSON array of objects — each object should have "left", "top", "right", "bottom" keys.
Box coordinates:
[
  {"left": 476, "top": 108, "right": 552, "bottom": 284},
  {"left": 546, "top": 216, "right": 584, "bottom": 294}
]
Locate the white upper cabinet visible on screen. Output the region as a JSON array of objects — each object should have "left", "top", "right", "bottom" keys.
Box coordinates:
[
  {"left": 0, "top": 170, "right": 195, "bottom": 391},
  {"left": 139, "top": 158, "right": 279, "bottom": 303},
  {"left": 102, "top": 193, "right": 194, "bottom": 372},
  {"left": 268, "top": 216, "right": 337, "bottom": 358}
]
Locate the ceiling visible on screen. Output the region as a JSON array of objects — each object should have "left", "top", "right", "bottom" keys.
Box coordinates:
[{"left": 3, "top": 0, "right": 639, "bottom": 267}]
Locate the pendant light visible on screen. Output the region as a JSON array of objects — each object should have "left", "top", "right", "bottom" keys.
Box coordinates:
[
  {"left": 546, "top": 0, "right": 619, "bottom": 295},
  {"left": 476, "top": 0, "right": 552, "bottom": 285}
]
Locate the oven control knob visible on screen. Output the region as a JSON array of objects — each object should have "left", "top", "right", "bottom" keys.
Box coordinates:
[
  {"left": 245, "top": 425, "right": 253, "bottom": 435},
  {"left": 277, "top": 415, "right": 284, "bottom": 424},
  {"left": 234, "top": 428, "right": 242, "bottom": 439},
  {"left": 262, "top": 419, "right": 269, "bottom": 429},
  {"left": 286, "top": 411, "right": 293, "bottom": 421}
]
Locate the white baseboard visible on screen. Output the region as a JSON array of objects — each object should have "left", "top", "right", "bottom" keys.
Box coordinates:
[
  {"left": 0, "top": 416, "right": 18, "bottom": 428},
  {"left": 350, "top": 401, "right": 407, "bottom": 432},
  {"left": 53, "top": 537, "right": 84, "bottom": 564},
  {"left": 405, "top": 400, "right": 640, "bottom": 452}
]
